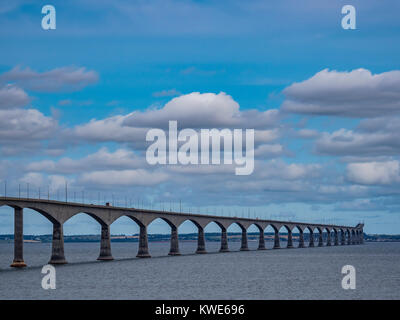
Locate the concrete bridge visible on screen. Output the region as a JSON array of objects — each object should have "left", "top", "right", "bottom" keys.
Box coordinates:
[{"left": 0, "top": 197, "right": 364, "bottom": 267}]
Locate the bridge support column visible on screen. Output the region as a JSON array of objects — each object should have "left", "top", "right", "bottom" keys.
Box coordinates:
[
  {"left": 298, "top": 230, "right": 305, "bottom": 248},
  {"left": 10, "top": 207, "right": 27, "bottom": 268},
  {"left": 168, "top": 225, "right": 180, "bottom": 256},
  {"left": 352, "top": 233, "right": 356, "bottom": 245},
  {"left": 137, "top": 225, "right": 151, "bottom": 258},
  {"left": 347, "top": 233, "right": 351, "bottom": 245},
  {"left": 327, "top": 232, "right": 331, "bottom": 246},
  {"left": 196, "top": 227, "right": 207, "bottom": 254},
  {"left": 220, "top": 228, "right": 229, "bottom": 252},
  {"left": 258, "top": 230, "right": 266, "bottom": 250},
  {"left": 240, "top": 229, "right": 249, "bottom": 251},
  {"left": 318, "top": 232, "right": 323, "bottom": 247},
  {"left": 49, "top": 222, "right": 67, "bottom": 264},
  {"left": 360, "top": 230, "right": 364, "bottom": 244},
  {"left": 287, "top": 230, "right": 293, "bottom": 248},
  {"left": 97, "top": 225, "right": 113, "bottom": 261},
  {"left": 341, "top": 231, "right": 346, "bottom": 245},
  {"left": 309, "top": 231, "right": 314, "bottom": 247},
  {"left": 334, "top": 232, "right": 339, "bottom": 246},
  {"left": 273, "top": 230, "right": 280, "bottom": 249}
]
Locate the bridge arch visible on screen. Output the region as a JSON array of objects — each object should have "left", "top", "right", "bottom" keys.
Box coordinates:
[
  {"left": 312, "top": 226, "right": 323, "bottom": 247},
  {"left": 322, "top": 227, "right": 331, "bottom": 246},
  {"left": 107, "top": 215, "right": 142, "bottom": 258},
  {"left": 63, "top": 211, "right": 113, "bottom": 262},
  {"left": 147, "top": 217, "right": 179, "bottom": 256},
  {"left": 178, "top": 219, "right": 205, "bottom": 254},
  {"left": 331, "top": 228, "right": 339, "bottom": 246},
  {"left": 291, "top": 225, "right": 303, "bottom": 248},
  {"left": 263, "top": 224, "right": 277, "bottom": 249},
  {"left": 203, "top": 221, "right": 226, "bottom": 253},
  {"left": 351, "top": 229, "right": 356, "bottom": 244},
  {"left": 345, "top": 229, "right": 351, "bottom": 245},
  {"left": 0, "top": 204, "right": 55, "bottom": 267},
  {"left": 246, "top": 223, "right": 262, "bottom": 250},
  {"left": 303, "top": 226, "right": 313, "bottom": 247},
  {"left": 63, "top": 211, "right": 108, "bottom": 227},
  {"left": 227, "top": 221, "right": 247, "bottom": 251},
  {"left": 0, "top": 203, "right": 59, "bottom": 225}
]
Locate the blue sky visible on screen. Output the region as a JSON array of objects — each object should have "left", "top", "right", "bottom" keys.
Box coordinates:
[{"left": 1, "top": 0, "right": 400, "bottom": 235}]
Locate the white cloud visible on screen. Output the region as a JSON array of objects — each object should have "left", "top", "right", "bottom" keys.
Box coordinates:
[
  {"left": 0, "top": 108, "right": 58, "bottom": 155},
  {"left": 316, "top": 118, "right": 400, "bottom": 156},
  {"left": 72, "top": 92, "right": 281, "bottom": 145},
  {"left": 0, "top": 66, "right": 99, "bottom": 92},
  {"left": 0, "top": 84, "right": 29, "bottom": 109},
  {"left": 123, "top": 92, "right": 280, "bottom": 129},
  {"left": 282, "top": 68, "right": 400, "bottom": 118},
  {"left": 346, "top": 160, "right": 400, "bottom": 185},
  {"left": 19, "top": 172, "right": 45, "bottom": 188},
  {"left": 73, "top": 114, "right": 149, "bottom": 143}
]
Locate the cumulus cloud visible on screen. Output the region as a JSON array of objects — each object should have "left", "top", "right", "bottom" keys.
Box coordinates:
[
  {"left": 0, "top": 108, "right": 58, "bottom": 155},
  {"left": 282, "top": 68, "right": 400, "bottom": 118},
  {"left": 315, "top": 116, "right": 400, "bottom": 156},
  {"left": 346, "top": 160, "right": 400, "bottom": 185},
  {"left": 73, "top": 114, "right": 149, "bottom": 143},
  {"left": 0, "top": 66, "right": 99, "bottom": 92},
  {"left": 0, "top": 84, "right": 29, "bottom": 109},
  {"left": 71, "top": 92, "right": 282, "bottom": 154},
  {"left": 123, "top": 92, "right": 280, "bottom": 129}
]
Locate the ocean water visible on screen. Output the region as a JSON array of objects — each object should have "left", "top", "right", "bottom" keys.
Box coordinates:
[{"left": 0, "top": 241, "right": 399, "bottom": 300}]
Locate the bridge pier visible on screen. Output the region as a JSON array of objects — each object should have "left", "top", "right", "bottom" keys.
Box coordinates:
[
  {"left": 360, "top": 231, "right": 364, "bottom": 244},
  {"left": 287, "top": 230, "right": 293, "bottom": 248},
  {"left": 258, "top": 230, "right": 266, "bottom": 250},
  {"left": 327, "top": 231, "right": 331, "bottom": 246},
  {"left": 334, "top": 232, "right": 339, "bottom": 246},
  {"left": 10, "top": 207, "right": 27, "bottom": 268},
  {"left": 219, "top": 227, "right": 229, "bottom": 252},
  {"left": 273, "top": 230, "right": 280, "bottom": 249},
  {"left": 309, "top": 231, "right": 314, "bottom": 247},
  {"left": 298, "top": 230, "right": 305, "bottom": 248},
  {"left": 97, "top": 225, "right": 113, "bottom": 261},
  {"left": 196, "top": 227, "right": 207, "bottom": 254},
  {"left": 341, "top": 231, "right": 346, "bottom": 245},
  {"left": 240, "top": 229, "right": 249, "bottom": 251},
  {"left": 49, "top": 222, "right": 67, "bottom": 265},
  {"left": 347, "top": 233, "right": 351, "bottom": 245},
  {"left": 168, "top": 225, "right": 181, "bottom": 256},
  {"left": 318, "top": 232, "right": 323, "bottom": 247},
  {"left": 137, "top": 225, "right": 151, "bottom": 258}
]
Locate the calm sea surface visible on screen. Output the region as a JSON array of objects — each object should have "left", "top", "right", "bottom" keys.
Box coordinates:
[{"left": 0, "top": 241, "right": 399, "bottom": 299}]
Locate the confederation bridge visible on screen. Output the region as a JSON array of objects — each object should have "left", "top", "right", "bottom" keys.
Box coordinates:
[{"left": 0, "top": 197, "right": 364, "bottom": 267}]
